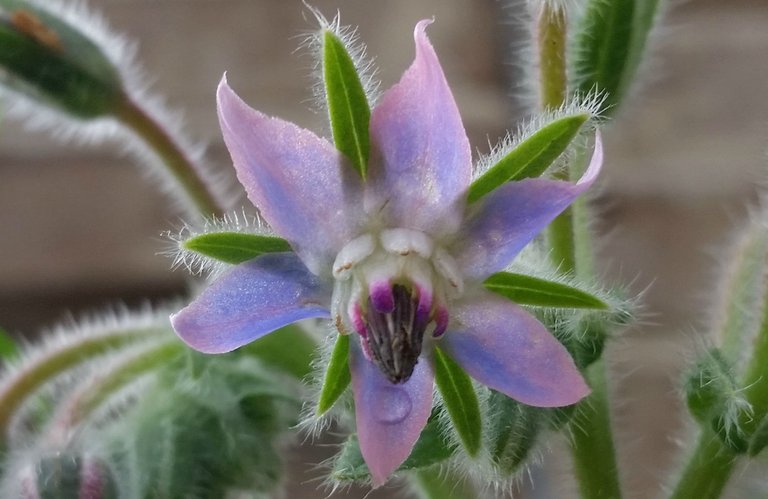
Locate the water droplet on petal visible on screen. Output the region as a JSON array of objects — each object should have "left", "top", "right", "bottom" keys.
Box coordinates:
[{"left": 373, "top": 386, "right": 412, "bottom": 425}]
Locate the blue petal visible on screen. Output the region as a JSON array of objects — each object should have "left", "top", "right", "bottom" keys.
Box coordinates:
[
  {"left": 366, "top": 20, "right": 471, "bottom": 236},
  {"left": 171, "top": 253, "right": 331, "bottom": 353},
  {"left": 349, "top": 338, "right": 434, "bottom": 487},
  {"left": 452, "top": 135, "right": 602, "bottom": 279},
  {"left": 439, "top": 289, "right": 589, "bottom": 407},
  {"left": 217, "top": 77, "right": 364, "bottom": 275}
]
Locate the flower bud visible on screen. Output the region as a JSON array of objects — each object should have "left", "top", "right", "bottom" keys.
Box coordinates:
[{"left": 0, "top": 2, "right": 122, "bottom": 118}]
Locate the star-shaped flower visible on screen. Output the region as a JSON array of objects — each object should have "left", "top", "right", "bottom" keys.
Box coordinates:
[{"left": 171, "top": 20, "right": 601, "bottom": 486}]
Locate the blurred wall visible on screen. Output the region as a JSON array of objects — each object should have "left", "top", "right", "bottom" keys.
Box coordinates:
[{"left": 1, "top": 1, "right": 767, "bottom": 498}]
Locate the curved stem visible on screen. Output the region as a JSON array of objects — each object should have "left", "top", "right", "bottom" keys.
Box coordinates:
[
  {"left": 0, "top": 328, "right": 161, "bottom": 443},
  {"left": 113, "top": 91, "right": 224, "bottom": 217},
  {"left": 49, "top": 340, "right": 183, "bottom": 440}
]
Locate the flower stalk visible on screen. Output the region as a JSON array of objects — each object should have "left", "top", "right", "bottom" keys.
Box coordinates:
[
  {"left": 113, "top": 91, "right": 224, "bottom": 217},
  {"left": 535, "top": 5, "right": 623, "bottom": 498},
  {"left": 0, "top": 327, "right": 159, "bottom": 444}
]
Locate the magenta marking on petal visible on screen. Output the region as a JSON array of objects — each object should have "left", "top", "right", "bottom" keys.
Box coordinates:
[
  {"left": 366, "top": 20, "right": 471, "bottom": 235},
  {"left": 415, "top": 286, "right": 433, "bottom": 327},
  {"left": 432, "top": 306, "right": 449, "bottom": 338},
  {"left": 350, "top": 302, "right": 367, "bottom": 337},
  {"left": 369, "top": 282, "right": 395, "bottom": 313},
  {"left": 349, "top": 340, "right": 434, "bottom": 487},
  {"left": 441, "top": 290, "right": 590, "bottom": 407}
]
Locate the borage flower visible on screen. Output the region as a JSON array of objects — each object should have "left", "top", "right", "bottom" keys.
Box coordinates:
[{"left": 171, "top": 20, "right": 601, "bottom": 486}]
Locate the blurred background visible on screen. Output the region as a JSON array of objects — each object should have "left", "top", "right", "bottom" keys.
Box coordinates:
[{"left": 1, "top": 0, "right": 767, "bottom": 497}]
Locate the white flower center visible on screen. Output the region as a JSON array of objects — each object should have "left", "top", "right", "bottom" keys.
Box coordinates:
[{"left": 331, "top": 228, "right": 463, "bottom": 383}]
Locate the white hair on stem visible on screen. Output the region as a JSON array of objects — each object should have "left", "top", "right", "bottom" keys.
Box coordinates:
[{"left": 0, "top": 0, "right": 237, "bottom": 219}]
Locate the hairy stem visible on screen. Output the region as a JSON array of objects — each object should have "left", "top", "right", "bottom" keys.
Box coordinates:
[
  {"left": 570, "top": 359, "right": 622, "bottom": 499},
  {"left": 49, "top": 340, "right": 183, "bottom": 439},
  {"left": 114, "top": 92, "right": 224, "bottom": 217},
  {"left": 535, "top": 6, "right": 623, "bottom": 496},
  {"left": 668, "top": 427, "right": 737, "bottom": 499},
  {"left": 0, "top": 328, "right": 160, "bottom": 443}
]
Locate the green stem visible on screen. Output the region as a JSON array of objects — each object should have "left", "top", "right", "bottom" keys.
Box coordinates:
[
  {"left": 668, "top": 228, "right": 768, "bottom": 497},
  {"left": 113, "top": 92, "right": 223, "bottom": 217},
  {"left": 536, "top": 7, "right": 623, "bottom": 495},
  {"left": 668, "top": 428, "right": 737, "bottom": 499},
  {"left": 51, "top": 340, "right": 183, "bottom": 434},
  {"left": 410, "top": 469, "right": 475, "bottom": 499},
  {"left": 538, "top": 4, "right": 567, "bottom": 110},
  {"left": 540, "top": 4, "right": 576, "bottom": 272},
  {"left": 0, "top": 328, "right": 160, "bottom": 442},
  {"left": 570, "top": 359, "right": 622, "bottom": 499}
]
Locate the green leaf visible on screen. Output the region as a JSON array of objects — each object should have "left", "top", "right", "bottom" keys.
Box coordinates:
[
  {"left": 433, "top": 348, "right": 481, "bottom": 456},
  {"left": 183, "top": 231, "right": 291, "bottom": 264},
  {"left": 323, "top": 29, "right": 370, "bottom": 178},
  {"left": 571, "top": 0, "right": 656, "bottom": 115},
  {"left": 467, "top": 114, "right": 588, "bottom": 203},
  {"left": 0, "top": 328, "right": 18, "bottom": 361},
  {"left": 332, "top": 415, "right": 455, "bottom": 482},
  {"left": 0, "top": 1, "right": 122, "bottom": 118},
  {"left": 484, "top": 272, "right": 608, "bottom": 309},
  {"left": 486, "top": 390, "right": 543, "bottom": 473},
  {"left": 242, "top": 324, "right": 317, "bottom": 379},
  {"left": 316, "top": 334, "right": 351, "bottom": 415},
  {"left": 410, "top": 469, "right": 476, "bottom": 499}
]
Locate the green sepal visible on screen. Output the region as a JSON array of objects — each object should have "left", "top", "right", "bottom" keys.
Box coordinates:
[
  {"left": 322, "top": 29, "right": 370, "bottom": 178},
  {"left": 467, "top": 113, "right": 588, "bottom": 203},
  {"left": 316, "top": 334, "right": 351, "bottom": 415},
  {"left": 484, "top": 271, "right": 608, "bottom": 309},
  {"left": 685, "top": 348, "right": 737, "bottom": 424},
  {"left": 748, "top": 414, "right": 768, "bottom": 456},
  {"left": 242, "top": 324, "right": 317, "bottom": 379},
  {"left": 182, "top": 231, "right": 292, "bottom": 264},
  {"left": 712, "top": 414, "right": 748, "bottom": 454},
  {"left": 433, "top": 347, "right": 481, "bottom": 456},
  {"left": 0, "top": 328, "right": 17, "bottom": 361},
  {"left": 0, "top": 0, "right": 122, "bottom": 118},
  {"left": 486, "top": 390, "right": 542, "bottom": 473},
  {"left": 332, "top": 414, "right": 455, "bottom": 482},
  {"left": 571, "top": 0, "right": 661, "bottom": 115}
]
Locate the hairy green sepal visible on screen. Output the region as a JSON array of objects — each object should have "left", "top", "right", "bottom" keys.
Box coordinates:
[
  {"left": 486, "top": 390, "right": 542, "bottom": 473},
  {"left": 433, "top": 347, "right": 481, "bottom": 456},
  {"left": 467, "top": 114, "right": 588, "bottom": 203},
  {"left": 484, "top": 271, "right": 608, "bottom": 309},
  {"left": 316, "top": 334, "right": 351, "bottom": 415},
  {"left": 182, "top": 231, "right": 291, "bottom": 264},
  {"left": 0, "top": 0, "right": 122, "bottom": 117},
  {"left": 323, "top": 29, "right": 370, "bottom": 178}
]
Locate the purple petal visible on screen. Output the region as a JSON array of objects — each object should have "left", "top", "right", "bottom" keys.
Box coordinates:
[
  {"left": 349, "top": 338, "right": 434, "bottom": 487},
  {"left": 171, "top": 253, "right": 330, "bottom": 353},
  {"left": 453, "top": 134, "right": 603, "bottom": 279},
  {"left": 217, "top": 77, "right": 364, "bottom": 275},
  {"left": 439, "top": 289, "right": 589, "bottom": 407},
  {"left": 366, "top": 20, "right": 471, "bottom": 236}
]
